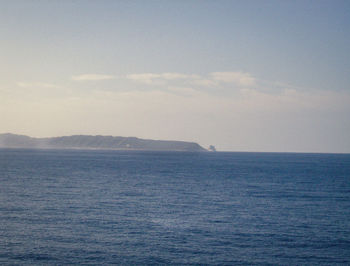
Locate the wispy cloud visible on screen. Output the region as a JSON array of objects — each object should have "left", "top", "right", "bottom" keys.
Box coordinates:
[
  {"left": 125, "top": 71, "right": 256, "bottom": 88},
  {"left": 210, "top": 72, "right": 256, "bottom": 87},
  {"left": 72, "top": 74, "right": 116, "bottom": 81},
  {"left": 190, "top": 78, "right": 217, "bottom": 87},
  {"left": 167, "top": 87, "right": 199, "bottom": 97},
  {"left": 126, "top": 73, "right": 162, "bottom": 84},
  {"left": 16, "top": 82, "right": 61, "bottom": 88},
  {"left": 126, "top": 72, "right": 199, "bottom": 84},
  {"left": 5, "top": 72, "right": 350, "bottom": 153},
  {"left": 161, "top": 73, "right": 199, "bottom": 80}
]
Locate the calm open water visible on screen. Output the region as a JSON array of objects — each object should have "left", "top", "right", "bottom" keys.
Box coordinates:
[{"left": 0, "top": 149, "right": 349, "bottom": 265}]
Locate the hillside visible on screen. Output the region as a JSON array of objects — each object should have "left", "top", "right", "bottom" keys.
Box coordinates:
[{"left": 0, "top": 133, "right": 207, "bottom": 152}]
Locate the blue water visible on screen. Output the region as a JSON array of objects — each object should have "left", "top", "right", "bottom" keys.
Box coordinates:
[{"left": 0, "top": 149, "right": 349, "bottom": 265}]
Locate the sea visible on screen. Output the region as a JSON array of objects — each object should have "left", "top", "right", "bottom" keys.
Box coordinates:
[{"left": 0, "top": 149, "right": 349, "bottom": 265}]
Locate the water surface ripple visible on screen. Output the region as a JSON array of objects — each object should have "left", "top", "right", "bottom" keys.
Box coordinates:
[{"left": 0, "top": 149, "right": 349, "bottom": 265}]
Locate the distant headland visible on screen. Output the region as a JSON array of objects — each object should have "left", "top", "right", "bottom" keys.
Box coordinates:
[{"left": 0, "top": 133, "right": 208, "bottom": 152}]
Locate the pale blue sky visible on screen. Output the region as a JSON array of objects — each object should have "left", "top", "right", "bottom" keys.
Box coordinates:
[{"left": 1, "top": 0, "right": 349, "bottom": 152}]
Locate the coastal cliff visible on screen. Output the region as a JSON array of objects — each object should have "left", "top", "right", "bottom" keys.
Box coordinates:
[{"left": 0, "top": 133, "right": 207, "bottom": 152}]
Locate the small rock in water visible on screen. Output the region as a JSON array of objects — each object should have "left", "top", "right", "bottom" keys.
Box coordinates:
[{"left": 209, "top": 145, "right": 216, "bottom": 152}]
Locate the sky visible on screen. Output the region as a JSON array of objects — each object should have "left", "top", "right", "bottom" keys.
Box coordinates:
[{"left": 1, "top": 0, "right": 350, "bottom": 153}]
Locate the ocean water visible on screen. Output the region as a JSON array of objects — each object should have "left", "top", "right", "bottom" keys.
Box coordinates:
[{"left": 0, "top": 149, "right": 349, "bottom": 265}]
